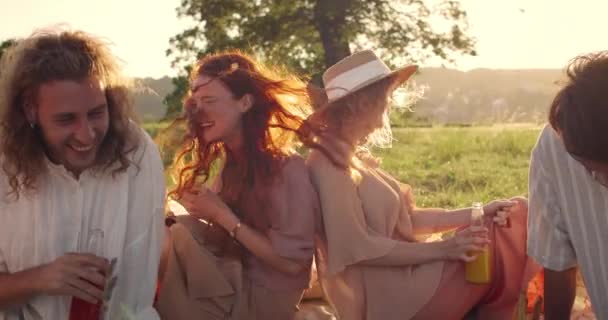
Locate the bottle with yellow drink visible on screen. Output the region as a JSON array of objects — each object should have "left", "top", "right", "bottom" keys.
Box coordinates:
[{"left": 465, "top": 202, "right": 491, "bottom": 284}]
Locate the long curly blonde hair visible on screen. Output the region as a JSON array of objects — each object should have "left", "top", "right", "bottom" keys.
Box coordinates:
[{"left": 0, "top": 29, "right": 138, "bottom": 198}]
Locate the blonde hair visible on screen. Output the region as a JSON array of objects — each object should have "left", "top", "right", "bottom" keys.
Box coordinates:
[{"left": 303, "top": 74, "right": 418, "bottom": 169}]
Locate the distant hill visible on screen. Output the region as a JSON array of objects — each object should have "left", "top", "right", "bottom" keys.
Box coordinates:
[
  {"left": 411, "top": 67, "right": 563, "bottom": 124},
  {"left": 133, "top": 76, "right": 174, "bottom": 122},
  {"left": 133, "top": 68, "right": 565, "bottom": 123}
]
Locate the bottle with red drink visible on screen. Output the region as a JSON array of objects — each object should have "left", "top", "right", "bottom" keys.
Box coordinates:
[{"left": 69, "top": 229, "right": 106, "bottom": 320}]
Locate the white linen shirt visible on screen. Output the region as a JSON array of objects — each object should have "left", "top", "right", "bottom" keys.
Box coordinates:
[{"left": 0, "top": 129, "right": 165, "bottom": 320}]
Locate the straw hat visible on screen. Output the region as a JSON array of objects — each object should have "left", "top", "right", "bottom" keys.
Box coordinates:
[{"left": 321, "top": 50, "right": 417, "bottom": 104}]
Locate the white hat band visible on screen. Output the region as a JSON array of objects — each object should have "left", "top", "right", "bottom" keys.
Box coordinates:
[{"left": 325, "top": 59, "right": 391, "bottom": 101}]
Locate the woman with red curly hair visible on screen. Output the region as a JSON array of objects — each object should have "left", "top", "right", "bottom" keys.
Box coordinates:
[{"left": 155, "top": 51, "right": 319, "bottom": 320}]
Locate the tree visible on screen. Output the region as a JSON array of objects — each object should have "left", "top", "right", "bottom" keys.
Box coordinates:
[
  {"left": 0, "top": 39, "right": 17, "bottom": 63},
  {"left": 0, "top": 39, "right": 17, "bottom": 78},
  {"left": 164, "top": 0, "right": 476, "bottom": 119},
  {"left": 162, "top": 67, "right": 191, "bottom": 119}
]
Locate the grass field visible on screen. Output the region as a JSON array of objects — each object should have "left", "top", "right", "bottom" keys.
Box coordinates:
[
  {"left": 145, "top": 123, "right": 543, "bottom": 208},
  {"left": 376, "top": 125, "right": 542, "bottom": 208}
]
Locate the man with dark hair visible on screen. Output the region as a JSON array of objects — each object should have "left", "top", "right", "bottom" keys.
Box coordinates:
[
  {"left": 528, "top": 52, "right": 608, "bottom": 320},
  {"left": 0, "top": 29, "right": 165, "bottom": 319}
]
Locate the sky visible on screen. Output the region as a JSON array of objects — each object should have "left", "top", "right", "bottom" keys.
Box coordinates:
[{"left": 1, "top": 0, "right": 606, "bottom": 78}]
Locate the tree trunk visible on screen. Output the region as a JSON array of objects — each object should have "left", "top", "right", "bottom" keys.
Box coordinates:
[{"left": 313, "top": 0, "right": 353, "bottom": 72}]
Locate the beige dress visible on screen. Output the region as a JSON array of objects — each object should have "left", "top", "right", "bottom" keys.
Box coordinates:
[
  {"left": 156, "top": 155, "right": 318, "bottom": 320},
  {"left": 308, "top": 149, "right": 540, "bottom": 320},
  {"left": 307, "top": 150, "right": 444, "bottom": 320}
]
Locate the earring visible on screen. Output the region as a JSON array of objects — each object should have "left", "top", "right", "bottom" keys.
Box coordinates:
[{"left": 29, "top": 122, "right": 35, "bottom": 129}]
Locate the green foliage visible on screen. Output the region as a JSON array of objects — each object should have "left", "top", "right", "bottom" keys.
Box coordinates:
[
  {"left": 169, "top": 0, "right": 475, "bottom": 73},
  {"left": 163, "top": 72, "right": 190, "bottom": 119},
  {"left": 169, "top": 0, "right": 322, "bottom": 74},
  {"left": 0, "top": 39, "right": 18, "bottom": 71},
  {"left": 163, "top": 0, "right": 477, "bottom": 119}
]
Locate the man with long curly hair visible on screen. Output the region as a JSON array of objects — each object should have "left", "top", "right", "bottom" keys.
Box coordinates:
[{"left": 0, "top": 29, "right": 165, "bottom": 320}]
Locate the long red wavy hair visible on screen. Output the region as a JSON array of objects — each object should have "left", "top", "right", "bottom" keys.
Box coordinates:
[{"left": 163, "top": 51, "right": 312, "bottom": 229}]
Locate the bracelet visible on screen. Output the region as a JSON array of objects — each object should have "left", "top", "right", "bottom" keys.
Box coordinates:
[{"left": 230, "top": 221, "right": 243, "bottom": 239}]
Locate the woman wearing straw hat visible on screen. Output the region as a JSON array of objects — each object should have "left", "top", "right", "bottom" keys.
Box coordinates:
[{"left": 301, "top": 50, "right": 540, "bottom": 319}]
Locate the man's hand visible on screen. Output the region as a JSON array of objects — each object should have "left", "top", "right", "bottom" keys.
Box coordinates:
[{"left": 33, "top": 253, "right": 109, "bottom": 304}]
